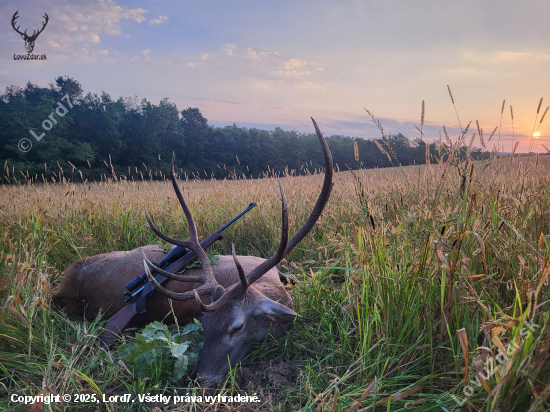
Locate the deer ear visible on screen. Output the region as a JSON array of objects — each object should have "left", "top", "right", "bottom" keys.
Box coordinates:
[{"left": 255, "top": 298, "right": 297, "bottom": 321}]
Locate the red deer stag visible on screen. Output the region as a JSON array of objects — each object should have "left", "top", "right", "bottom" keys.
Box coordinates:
[{"left": 53, "top": 118, "right": 333, "bottom": 387}]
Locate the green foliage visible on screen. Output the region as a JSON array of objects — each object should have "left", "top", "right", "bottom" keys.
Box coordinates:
[{"left": 118, "top": 321, "right": 203, "bottom": 383}]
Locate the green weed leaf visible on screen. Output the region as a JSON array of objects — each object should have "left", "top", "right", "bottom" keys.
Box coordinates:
[
  {"left": 173, "top": 355, "right": 189, "bottom": 381},
  {"left": 118, "top": 321, "right": 203, "bottom": 384}
]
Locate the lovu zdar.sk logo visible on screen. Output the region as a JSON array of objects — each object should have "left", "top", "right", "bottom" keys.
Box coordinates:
[{"left": 12, "top": 10, "right": 48, "bottom": 60}]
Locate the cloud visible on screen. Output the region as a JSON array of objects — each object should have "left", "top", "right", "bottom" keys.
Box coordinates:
[
  {"left": 245, "top": 48, "right": 260, "bottom": 60},
  {"left": 314, "top": 67, "right": 324, "bottom": 71},
  {"left": 317, "top": 118, "right": 463, "bottom": 141},
  {"left": 283, "top": 59, "right": 305, "bottom": 70},
  {"left": 291, "top": 81, "right": 320, "bottom": 89},
  {"left": 201, "top": 52, "right": 209, "bottom": 60},
  {"left": 149, "top": 15, "right": 168, "bottom": 25},
  {"left": 249, "top": 79, "right": 270, "bottom": 89},
  {"left": 445, "top": 67, "right": 479, "bottom": 76},
  {"left": 494, "top": 50, "right": 550, "bottom": 62},
  {"left": 142, "top": 49, "right": 151, "bottom": 60},
  {"left": 273, "top": 70, "right": 311, "bottom": 77},
  {"left": 186, "top": 62, "right": 196, "bottom": 67},
  {"left": 223, "top": 44, "right": 237, "bottom": 56},
  {"left": 245, "top": 47, "right": 278, "bottom": 59},
  {"left": 274, "top": 59, "right": 312, "bottom": 76},
  {"left": 496, "top": 51, "right": 528, "bottom": 61},
  {"left": 452, "top": 48, "right": 550, "bottom": 72},
  {"left": 56, "top": 1, "right": 146, "bottom": 36},
  {"left": 89, "top": 33, "right": 100, "bottom": 44}
]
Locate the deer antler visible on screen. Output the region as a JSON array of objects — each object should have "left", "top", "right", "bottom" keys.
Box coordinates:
[
  {"left": 231, "top": 243, "right": 248, "bottom": 289},
  {"left": 281, "top": 118, "right": 333, "bottom": 258},
  {"left": 31, "top": 13, "right": 49, "bottom": 39},
  {"left": 11, "top": 11, "right": 49, "bottom": 39},
  {"left": 11, "top": 11, "right": 25, "bottom": 37},
  {"left": 193, "top": 117, "right": 332, "bottom": 311},
  {"left": 144, "top": 154, "right": 222, "bottom": 301},
  {"left": 146, "top": 117, "right": 333, "bottom": 312},
  {"left": 193, "top": 180, "right": 288, "bottom": 311}
]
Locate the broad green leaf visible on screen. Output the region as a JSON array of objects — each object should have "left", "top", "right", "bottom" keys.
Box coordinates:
[
  {"left": 173, "top": 355, "right": 189, "bottom": 381},
  {"left": 171, "top": 341, "right": 189, "bottom": 358},
  {"left": 182, "top": 323, "right": 201, "bottom": 335}
]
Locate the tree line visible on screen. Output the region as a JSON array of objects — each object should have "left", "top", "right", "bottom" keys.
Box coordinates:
[{"left": 0, "top": 76, "right": 490, "bottom": 184}]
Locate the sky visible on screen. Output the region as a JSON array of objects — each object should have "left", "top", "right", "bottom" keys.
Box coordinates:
[{"left": 1, "top": 0, "right": 550, "bottom": 152}]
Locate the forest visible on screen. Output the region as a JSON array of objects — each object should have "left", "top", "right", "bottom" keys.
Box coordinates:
[{"left": 1, "top": 76, "right": 488, "bottom": 183}]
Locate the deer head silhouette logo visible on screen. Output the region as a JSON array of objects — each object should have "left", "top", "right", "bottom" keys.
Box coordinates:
[{"left": 11, "top": 11, "right": 49, "bottom": 54}]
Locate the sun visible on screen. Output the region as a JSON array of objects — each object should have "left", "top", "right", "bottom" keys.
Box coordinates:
[{"left": 533, "top": 132, "right": 541, "bottom": 138}]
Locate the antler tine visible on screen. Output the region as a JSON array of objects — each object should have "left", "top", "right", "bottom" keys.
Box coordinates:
[
  {"left": 193, "top": 290, "right": 209, "bottom": 312},
  {"left": 143, "top": 154, "right": 202, "bottom": 249},
  {"left": 34, "top": 13, "right": 49, "bottom": 37},
  {"left": 143, "top": 153, "right": 220, "bottom": 302},
  {"left": 11, "top": 11, "right": 24, "bottom": 36},
  {"left": 245, "top": 180, "right": 288, "bottom": 284},
  {"left": 168, "top": 154, "right": 217, "bottom": 283},
  {"left": 143, "top": 253, "right": 208, "bottom": 283},
  {"left": 144, "top": 206, "right": 195, "bottom": 249},
  {"left": 144, "top": 259, "right": 219, "bottom": 301},
  {"left": 196, "top": 180, "right": 288, "bottom": 312},
  {"left": 232, "top": 243, "right": 248, "bottom": 289},
  {"left": 169, "top": 153, "right": 199, "bottom": 242},
  {"left": 283, "top": 118, "right": 333, "bottom": 257}
]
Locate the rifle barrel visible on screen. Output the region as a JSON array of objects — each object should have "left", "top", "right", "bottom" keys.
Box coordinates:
[{"left": 215, "top": 203, "right": 256, "bottom": 233}]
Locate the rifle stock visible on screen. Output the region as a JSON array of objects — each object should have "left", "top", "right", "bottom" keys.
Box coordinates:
[{"left": 99, "top": 303, "right": 138, "bottom": 348}]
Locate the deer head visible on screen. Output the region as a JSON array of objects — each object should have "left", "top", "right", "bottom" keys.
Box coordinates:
[
  {"left": 143, "top": 118, "right": 333, "bottom": 387},
  {"left": 12, "top": 11, "right": 49, "bottom": 54}
]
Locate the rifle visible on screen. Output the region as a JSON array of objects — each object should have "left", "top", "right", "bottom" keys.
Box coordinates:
[{"left": 98, "top": 202, "right": 257, "bottom": 348}]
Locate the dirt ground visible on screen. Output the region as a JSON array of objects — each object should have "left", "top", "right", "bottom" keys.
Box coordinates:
[
  {"left": 237, "top": 360, "right": 299, "bottom": 390},
  {"left": 135, "top": 360, "right": 302, "bottom": 412}
]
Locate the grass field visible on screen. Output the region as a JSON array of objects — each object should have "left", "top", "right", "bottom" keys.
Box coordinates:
[{"left": 1, "top": 147, "right": 549, "bottom": 411}]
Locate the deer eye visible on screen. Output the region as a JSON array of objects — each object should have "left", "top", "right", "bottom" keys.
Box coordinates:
[{"left": 229, "top": 323, "right": 244, "bottom": 335}]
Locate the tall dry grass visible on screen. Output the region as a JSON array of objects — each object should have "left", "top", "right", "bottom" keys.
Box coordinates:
[{"left": 1, "top": 133, "right": 549, "bottom": 411}]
